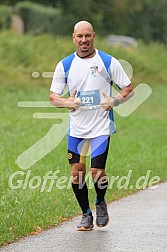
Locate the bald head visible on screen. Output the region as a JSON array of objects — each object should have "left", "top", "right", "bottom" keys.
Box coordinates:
[
  {"left": 72, "top": 20, "right": 96, "bottom": 58},
  {"left": 73, "top": 21, "right": 94, "bottom": 34}
]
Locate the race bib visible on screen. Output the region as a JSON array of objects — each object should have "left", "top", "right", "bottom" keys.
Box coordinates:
[{"left": 77, "top": 90, "right": 100, "bottom": 109}]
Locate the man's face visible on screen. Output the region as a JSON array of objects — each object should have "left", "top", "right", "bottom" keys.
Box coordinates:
[{"left": 72, "top": 25, "right": 95, "bottom": 54}]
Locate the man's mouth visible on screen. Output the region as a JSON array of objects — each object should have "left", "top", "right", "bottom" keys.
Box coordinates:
[
  {"left": 80, "top": 44, "right": 89, "bottom": 50},
  {"left": 80, "top": 43, "right": 89, "bottom": 47}
]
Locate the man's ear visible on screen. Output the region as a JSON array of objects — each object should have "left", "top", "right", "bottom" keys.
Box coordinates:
[
  {"left": 93, "top": 32, "right": 96, "bottom": 38},
  {"left": 72, "top": 33, "right": 75, "bottom": 43}
]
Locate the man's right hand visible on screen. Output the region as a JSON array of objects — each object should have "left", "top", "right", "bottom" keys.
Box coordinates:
[{"left": 65, "top": 90, "right": 81, "bottom": 111}]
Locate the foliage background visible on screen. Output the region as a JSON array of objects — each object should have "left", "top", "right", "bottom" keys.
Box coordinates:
[{"left": 0, "top": 0, "right": 167, "bottom": 43}]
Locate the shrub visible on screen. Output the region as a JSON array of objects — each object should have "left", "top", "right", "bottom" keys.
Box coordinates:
[
  {"left": 15, "top": 1, "right": 62, "bottom": 35},
  {"left": 0, "top": 5, "right": 12, "bottom": 30}
]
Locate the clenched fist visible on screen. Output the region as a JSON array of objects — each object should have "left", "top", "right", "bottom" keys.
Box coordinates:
[
  {"left": 65, "top": 90, "right": 81, "bottom": 111},
  {"left": 100, "top": 90, "right": 114, "bottom": 111}
]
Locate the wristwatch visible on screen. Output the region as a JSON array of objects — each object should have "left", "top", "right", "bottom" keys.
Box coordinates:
[{"left": 113, "top": 97, "right": 120, "bottom": 107}]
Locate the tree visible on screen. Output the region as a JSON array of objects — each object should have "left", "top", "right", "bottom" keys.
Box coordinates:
[
  {"left": 0, "top": 0, "right": 59, "bottom": 7},
  {"left": 1, "top": 0, "right": 166, "bottom": 42}
]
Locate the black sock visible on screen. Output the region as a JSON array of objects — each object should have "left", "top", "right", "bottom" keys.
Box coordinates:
[
  {"left": 94, "top": 180, "right": 108, "bottom": 205},
  {"left": 72, "top": 182, "right": 91, "bottom": 215}
]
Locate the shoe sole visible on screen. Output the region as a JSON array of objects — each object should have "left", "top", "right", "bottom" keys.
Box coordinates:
[
  {"left": 96, "top": 217, "right": 109, "bottom": 227},
  {"left": 77, "top": 224, "right": 94, "bottom": 231}
]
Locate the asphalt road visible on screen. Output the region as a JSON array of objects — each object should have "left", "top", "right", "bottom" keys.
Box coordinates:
[{"left": 1, "top": 182, "right": 167, "bottom": 252}]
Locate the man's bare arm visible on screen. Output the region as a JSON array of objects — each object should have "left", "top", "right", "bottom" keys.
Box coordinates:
[
  {"left": 100, "top": 83, "right": 134, "bottom": 111},
  {"left": 115, "top": 83, "right": 134, "bottom": 103},
  {"left": 49, "top": 90, "right": 81, "bottom": 111}
]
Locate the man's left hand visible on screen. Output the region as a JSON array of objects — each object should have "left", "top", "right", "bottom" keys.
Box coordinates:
[{"left": 100, "top": 91, "right": 114, "bottom": 111}]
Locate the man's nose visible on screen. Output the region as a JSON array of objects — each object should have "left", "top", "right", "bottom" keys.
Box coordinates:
[{"left": 81, "top": 36, "right": 87, "bottom": 43}]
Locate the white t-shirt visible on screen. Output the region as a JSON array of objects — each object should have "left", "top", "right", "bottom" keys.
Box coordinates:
[{"left": 50, "top": 49, "right": 131, "bottom": 138}]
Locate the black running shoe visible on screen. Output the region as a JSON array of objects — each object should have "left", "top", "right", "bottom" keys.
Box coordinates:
[
  {"left": 77, "top": 213, "right": 94, "bottom": 231},
  {"left": 96, "top": 201, "right": 109, "bottom": 227}
]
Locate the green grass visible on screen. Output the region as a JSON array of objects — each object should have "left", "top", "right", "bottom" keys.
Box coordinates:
[{"left": 0, "top": 31, "right": 167, "bottom": 246}]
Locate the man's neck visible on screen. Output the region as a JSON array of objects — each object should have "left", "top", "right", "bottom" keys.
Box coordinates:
[{"left": 77, "top": 49, "right": 96, "bottom": 59}]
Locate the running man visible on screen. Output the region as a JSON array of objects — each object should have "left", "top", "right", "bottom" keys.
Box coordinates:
[{"left": 49, "top": 20, "right": 133, "bottom": 231}]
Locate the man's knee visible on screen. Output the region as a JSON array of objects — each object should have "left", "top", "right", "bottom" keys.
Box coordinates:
[
  {"left": 90, "top": 168, "right": 107, "bottom": 183},
  {"left": 71, "top": 163, "right": 86, "bottom": 183}
]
